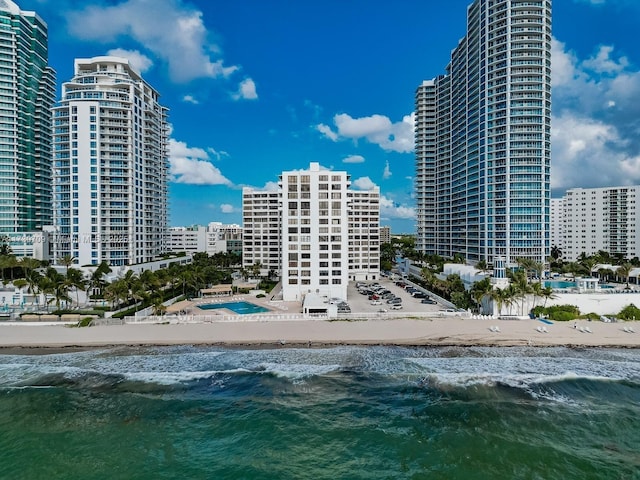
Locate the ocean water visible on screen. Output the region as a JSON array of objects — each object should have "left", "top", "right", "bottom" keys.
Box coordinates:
[{"left": 1, "top": 346, "right": 639, "bottom": 480}]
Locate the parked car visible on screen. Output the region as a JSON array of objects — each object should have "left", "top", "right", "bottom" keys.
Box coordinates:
[
  {"left": 370, "top": 300, "right": 382, "bottom": 305},
  {"left": 412, "top": 292, "right": 427, "bottom": 299},
  {"left": 421, "top": 298, "right": 437, "bottom": 304},
  {"left": 387, "top": 297, "right": 402, "bottom": 305},
  {"left": 390, "top": 304, "right": 403, "bottom": 310}
]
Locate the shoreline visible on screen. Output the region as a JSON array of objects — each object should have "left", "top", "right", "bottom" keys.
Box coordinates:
[{"left": 1, "top": 317, "right": 640, "bottom": 351}]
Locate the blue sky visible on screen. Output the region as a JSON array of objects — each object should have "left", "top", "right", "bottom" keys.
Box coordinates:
[{"left": 20, "top": 0, "right": 640, "bottom": 233}]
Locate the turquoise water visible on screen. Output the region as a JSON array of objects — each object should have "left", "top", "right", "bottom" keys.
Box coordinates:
[
  {"left": 544, "top": 280, "right": 576, "bottom": 289},
  {"left": 198, "top": 300, "right": 269, "bottom": 314},
  {"left": 601, "top": 284, "right": 615, "bottom": 289},
  {"left": 1, "top": 346, "right": 640, "bottom": 479}
]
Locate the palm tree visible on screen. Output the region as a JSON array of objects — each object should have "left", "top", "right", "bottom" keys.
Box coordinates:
[
  {"left": 616, "top": 262, "right": 634, "bottom": 289},
  {"left": 57, "top": 254, "right": 76, "bottom": 274},
  {"left": 470, "top": 277, "right": 493, "bottom": 314},
  {"left": 104, "top": 279, "right": 128, "bottom": 310},
  {"left": 489, "top": 288, "right": 506, "bottom": 316},
  {"left": 140, "top": 269, "right": 160, "bottom": 300},
  {"left": 65, "top": 267, "right": 86, "bottom": 308},
  {"left": 540, "top": 286, "right": 557, "bottom": 308},
  {"left": 89, "top": 261, "right": 112, "bottom": 299},
  {"left": 531, "top": 261, "right": 545, "bottom": 283},
  {"left": 152, "top": 298, "right": 167, "bottom": 316},
  {"left": 529, "top": 282, "right": 545, "bottom": 312},
  {"left": 19, "top": 257, "right": 41, "bottom": 281},
  {"left": 40, "top": 268, "right": 70, "bottom": 311},
  {"left": 475, "top": 259, "right": 490, "bottom": 275},
  {"left": 0, "top": 254, "right": 18, "bottom": 282},
  {"left": 580, "top": 256, "right": 598, "bottom": 278},
  {"left": 0, "top": 235, "right": 11, "bottom": 256},
  {"left": 550, "top": 245, "right": 562, "bottom": 261},
  {"left": 516, "top": 257, "right": 535, "bottom": 282}
]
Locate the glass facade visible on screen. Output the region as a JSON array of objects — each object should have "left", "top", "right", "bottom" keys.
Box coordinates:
[
  {"left": 0, "top": 1, "right": 55, "bottom": 235},
  {"left": 415, "top": 0, "right": 551, "bottom": 266}
]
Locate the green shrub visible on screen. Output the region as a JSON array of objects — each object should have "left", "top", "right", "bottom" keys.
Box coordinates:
[
  {"left": 618, "top": 304, "right": 640, "bottom": 320},
  {"left": 77, "top": 317, "right": 94, "bottom": 327},
  {"left": 533, "top": 304, "right": 581, "bottom": 321}
]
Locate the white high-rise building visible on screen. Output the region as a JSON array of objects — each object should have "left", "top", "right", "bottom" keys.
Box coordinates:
[
  {"left": 550, "top": 197, "right": 564, "bottom": 254},
  {"left": 0, "top": 1, "right": 56, "bottom": 253},
  {"left": 553, "top": 186, "right": 640, "bottom": 262},
  {"left": 242, "top": 188, "right": 281, "bottom": 278},
  {"left": 167, "top": 222, "right": 243, "bottom": 256},
  {"left": 242, "top": 162, "right": 380, "bottom": 301},
  {"left": 53, "top": 56, "right": 169, "bottom": 266},
  {"left": 415, "top": 0, "right": 552, "bottom": 267}
]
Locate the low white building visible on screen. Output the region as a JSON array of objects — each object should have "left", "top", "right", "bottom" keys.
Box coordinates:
[{"left": 167, "top": 223, "right": 242, "bottom": 256}]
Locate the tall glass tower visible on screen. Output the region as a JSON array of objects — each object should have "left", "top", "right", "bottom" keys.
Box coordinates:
[
  {"left": 415, "top": 0, "right": 551, "bottom": 267},
  {"left": 0, "top": 0, "right": 56, "bottom": 237},
  {"left": 53, "top": 57, "right": 169, "bottom": 267}
]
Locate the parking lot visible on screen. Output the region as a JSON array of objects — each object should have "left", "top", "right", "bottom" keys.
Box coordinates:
[{"left": 344, "top": 276, "right": 446, "bottom": 314}]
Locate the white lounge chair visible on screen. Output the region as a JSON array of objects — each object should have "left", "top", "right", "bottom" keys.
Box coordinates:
[
  {"left": 629, "top": 326, "right": 636, "bottom": 333},
  {"left": 494, "top": 326, "right": 501, "bottom": 333},
  {"left": 536, "top": 326, "right": 543, "bottom": 333},
  {"left": 585, "top": 327, "right": 593, "bottom": 333},
  {"left": 578, "top": 327, "right": 585, "bottom": 333},
  {"left": 623, "top": 326, "right": 630, "bottom": 333},
  {"left": 542, "top": 326, "right": 549, "bottom": 333}
]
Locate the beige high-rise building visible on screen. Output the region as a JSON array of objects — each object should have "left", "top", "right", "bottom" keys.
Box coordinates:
[{"left": 242, "top": 162, "right": 380, "bottom": 301}]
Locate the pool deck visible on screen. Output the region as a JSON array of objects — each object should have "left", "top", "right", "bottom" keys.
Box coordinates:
[{"left": 184, "top": 294, "right": 302, "bottom": 317}]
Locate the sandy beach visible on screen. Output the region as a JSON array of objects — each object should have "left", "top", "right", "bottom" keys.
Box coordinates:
[{"left": 1, "top": 317, "right": 640, "bottom": 350}]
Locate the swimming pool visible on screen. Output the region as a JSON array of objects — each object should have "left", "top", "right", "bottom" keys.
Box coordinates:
[
  {"left": 543, "top": 280, "right": 576, "bottom": 289},
  {"left": 198, "top": 301, "right": 270, "bottom": 314},
  {"left": 600, "top": 284, "right": 615, "bottom": 289}
]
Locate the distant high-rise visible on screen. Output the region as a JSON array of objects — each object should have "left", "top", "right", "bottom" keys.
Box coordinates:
[
  {"left": 553, "top": 186, "right": 640, "bottom": 262},
  {"left": 0, "top": 0, "right": 56, "bottom": 239},
  {"left": 415, "top": 0, "right": 551, "bottom": 267},
  {"left": 53, "top": 56, "right": 169, "bottom": 266}
]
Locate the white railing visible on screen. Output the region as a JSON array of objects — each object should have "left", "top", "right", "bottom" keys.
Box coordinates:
[{"left": 114, "top": 310, "right": 471, "bottom": 325}]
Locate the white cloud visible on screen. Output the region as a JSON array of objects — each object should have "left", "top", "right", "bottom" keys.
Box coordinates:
[
  {"left": 551, "top": 37, "right": 640, "bottom": 193},
  {"left": 169, "top": 139, "right": 232, "bottom": 185},
  {"left": 220, "top": 204, "right": 235, "bottom": 213},
  {"left": 106, "top": 48, "right": 153, "bottom": 73},
  {"left": 207, "top": 147, "right": 229, "bottom": 161},
  {"left": 316, "top": 123, "right": 338, "bottom": 141},
  {"left": 66, "top": 0, "right": 240, "bottom": 83},
  {"left": 382, "top": 160, "right": 392, "bottom": 179},
  {"left": 583, "top": 45, "right": 629, "bottom": 74},
  {"left": 263, "top": 181, "right": 280, "bottom": 192},
  {"left": 342, "top": 155, "right": 365, "bottom": 164},
  {"left": 317, "top": 112, "right": 414, "bottom": 153},
  {"left": 352, "top": 176, "right": 377, "bottom": 190},
  {"left": 182, "top": 95, "right": 199, "bottom": 105},
  {"left": 380, "top": 196, "right": 415, "bottom": 219},
  {"left": 233, "top": 78, "right": 258, "bottom": 101}
]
